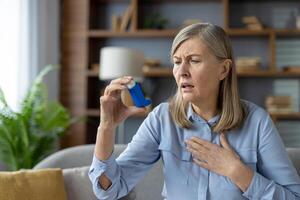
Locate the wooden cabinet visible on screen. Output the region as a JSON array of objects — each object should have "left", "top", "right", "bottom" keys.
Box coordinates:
[{"left": 61, "top": 0, "right": 300, "bottom": 147}]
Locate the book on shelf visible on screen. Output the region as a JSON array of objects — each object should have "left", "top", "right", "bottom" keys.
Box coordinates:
[
  {"left": 265, "top": 95, "right": 293, "bottom": 114},
  {"left": 236, "top": 57, "right": 261, "bottom": 72},
  {"left": 242, "top": 16, "right": 264, "bottom": 30},
  {"left": 246, "top": 23, "right": 263, "bottom": 30},
  {"left": 265, "top": 96, "right": 291, "bottom": 105},
  {"left": 242, "top": 16, "right": 260, "bottom": 24},
  {"left": 120, "top": 5, "right": 134, "bottom": 32},
  {"left": 273, "top": 80, "right": 300, "bottom": 112}
]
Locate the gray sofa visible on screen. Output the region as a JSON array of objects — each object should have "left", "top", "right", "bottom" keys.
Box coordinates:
[{"left": 34, "top": 145, "right": 300, "bottom": 200}]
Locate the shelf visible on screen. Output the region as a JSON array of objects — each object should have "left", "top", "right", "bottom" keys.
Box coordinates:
[
  {"left": 227, "top": 28, "right": 300, "bottom": 37},
  {"left": 88, "top": 29, "right": 300, "bottom": 38},
  {"left": 226, "top": 28, "right": 272, "bottom": 36},
  {"left": 237, "top": 70, "right": 300, "bottom": 78},
  {"left": 86, "top": 67, "right": 173, "bottom": 78},
  {"left": 88, "top": 29, "right": 179, "bottom": 38},
  {"left": 270, "top": 113, "right": 300, "bottom": 120},
  {"left": 87, "top": 68, "right": 300, "bottom": 78},
  {"left": 142, "top": 67, "right": 173, "bottom": 77},
  {"left": 274, "top": 29, "right": 300, "bottom": 36}
]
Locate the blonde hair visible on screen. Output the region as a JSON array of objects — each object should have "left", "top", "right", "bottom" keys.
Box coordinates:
[{"left": 169, "top": 23, "right": 247, "bottom": 132}]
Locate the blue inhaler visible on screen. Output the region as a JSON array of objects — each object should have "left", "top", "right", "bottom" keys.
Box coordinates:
[{"left": 127, "top": 80, "right": 152, "bottom": 108}]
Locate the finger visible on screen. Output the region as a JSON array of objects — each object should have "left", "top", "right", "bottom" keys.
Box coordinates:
[
  {"left": 185, "top": 139, "right": 207, "bottom": 151},
  {"left": 100, "top": 95, "right": 118, "bottom": 106},
  {"left": 110, "top": 76, "right": 133, "bottom": 85},
  {"left": 193, "top": 157, "right": 210, "bottom": 170},
  {"left": 186, "top": 142, "right": 208, "bottom": 161},
  {"left": 220, "top": 133, "right": 232, "bottom": 150},
  {"left": 189, "top": 137, "right": 211, "bottom": 149},
  {"left": 104, "top": 84, "right": 127, "bottom": 97}
]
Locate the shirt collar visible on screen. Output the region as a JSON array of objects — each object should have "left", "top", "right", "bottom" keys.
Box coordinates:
[{"left": 187, "top": 103, "right": 220, "bottom": 125}]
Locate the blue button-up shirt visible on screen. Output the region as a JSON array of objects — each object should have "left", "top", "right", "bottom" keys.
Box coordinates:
[{"left": 89, "top": 100, "right": 300, "bottom": 199}]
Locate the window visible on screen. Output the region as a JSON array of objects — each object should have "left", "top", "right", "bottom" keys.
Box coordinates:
[{"left": 0, "top": 0, "right": 21, "bottom": 110}]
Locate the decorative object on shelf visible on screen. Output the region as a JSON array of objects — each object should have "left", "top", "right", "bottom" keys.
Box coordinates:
[
  {"left": 143, "top": 12, "right": 169, "bottom": 30},
  {"left": 283, "top": 66, "right": 300, "bottom": 73},
  {"left": 265, "top": 96, "right": 293, "bottom": 114},
  {"left": 273, "top": 80, "right": 300, "bottom": 112},
  {"left": 242, "top": 16, "right": 263, "bottom": 30},
  {"left": 235, "top": 57, "right": 261, "bottom": 72},
  {"left": 99, "top": 47, "right": 144, "bottom": 80},
  {"left": 0, "top": 65, "right": 72, "bottom": 170},
  {"left": 111, "top": 15, "right": 122, "bottom": 32}
]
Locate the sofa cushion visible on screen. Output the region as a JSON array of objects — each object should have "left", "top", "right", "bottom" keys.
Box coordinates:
[
  {"left": 63, "top": 166, "right": 136, "bottom": 200},
  {"left": 0, "top": 168, "right": 67, "bottom": 200}
]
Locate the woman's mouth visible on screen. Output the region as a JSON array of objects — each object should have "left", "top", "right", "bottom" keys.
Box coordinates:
[{"left": 181, "top": 83, "right": 194, "bottom": 92}]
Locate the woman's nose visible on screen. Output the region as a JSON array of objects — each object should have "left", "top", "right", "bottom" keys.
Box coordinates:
[{"left": 178, "top": 61, "right": 190, "bottom": 77}]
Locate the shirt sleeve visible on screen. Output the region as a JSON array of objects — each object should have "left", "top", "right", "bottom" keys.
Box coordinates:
[
  {"left": 243, "top": 112, "right": 300, "bottom": 199},
  {"left": 88, "top": 110, "right": 161, "bottom": 200}
]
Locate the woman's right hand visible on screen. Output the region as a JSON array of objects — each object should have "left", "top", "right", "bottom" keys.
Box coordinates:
[{"left": 99, "top": 76, "right": 146, "bottom": 129}]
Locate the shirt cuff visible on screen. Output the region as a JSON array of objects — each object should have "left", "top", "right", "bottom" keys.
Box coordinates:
[
  {"left": 88, "top": 153, "right": 119, "bottom": 190},
  {"left": 242, "top": 171, "right": 274, "bottom": 199}
]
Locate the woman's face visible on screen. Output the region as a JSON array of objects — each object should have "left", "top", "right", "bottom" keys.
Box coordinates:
[{"left": 172, "top": 37, "right": 229, "bottom": 104}]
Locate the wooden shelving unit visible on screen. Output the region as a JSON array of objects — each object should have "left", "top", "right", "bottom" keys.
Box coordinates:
[
  {"left": 270, "top": 113, "right": 300, "bottom": 121},
  {"left": 237, "top": 70, "right": 300, "bottom": 78},
  {"left": 88, "top": 29, "right": 179, "bottom": 38},
  {"left": 88, "top": 28, "right": 300, "bottom": 38},
  {"left": 87, "top": 68, "right": 300, "bottom": 78},
  {"left": 61, "top": 0, "right": 300, "bottom": 146}
]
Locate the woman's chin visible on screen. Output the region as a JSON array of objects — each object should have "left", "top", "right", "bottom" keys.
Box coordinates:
[{"left": 182, "top": 94, "right": 195, "bottom": 102}]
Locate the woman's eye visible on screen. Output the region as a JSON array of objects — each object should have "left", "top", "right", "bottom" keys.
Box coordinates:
[
  {"left": 174, "top": 61, "right": 181, "bottom": 65},
  {"left": 191, "top": 60, "right": 200, "bottom": 63}
]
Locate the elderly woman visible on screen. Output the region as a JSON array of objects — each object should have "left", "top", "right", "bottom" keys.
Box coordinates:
[{"left": 89, "top": 23, "right": 300, "bottom": 199}]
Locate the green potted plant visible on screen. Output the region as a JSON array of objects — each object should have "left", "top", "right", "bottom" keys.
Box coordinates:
[
  {"left": 144, "top": 12, "right": 169, "bottom": 30},
  {"left": 0, "top": 65, "right": 72, "bottom": 170}
]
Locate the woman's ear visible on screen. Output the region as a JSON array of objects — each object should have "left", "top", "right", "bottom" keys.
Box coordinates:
[{"left": 219, "top": 59, "right": 232, "bottom": 81}]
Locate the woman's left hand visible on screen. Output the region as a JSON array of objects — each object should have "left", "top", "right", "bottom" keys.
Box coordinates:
[{"left": 186, "top": 133, "right": 242, "bottom": 178}]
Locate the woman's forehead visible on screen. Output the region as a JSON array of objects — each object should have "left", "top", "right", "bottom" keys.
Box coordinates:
[{"left": 173, "top": 38, "right": 209, "bottom": 57}]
